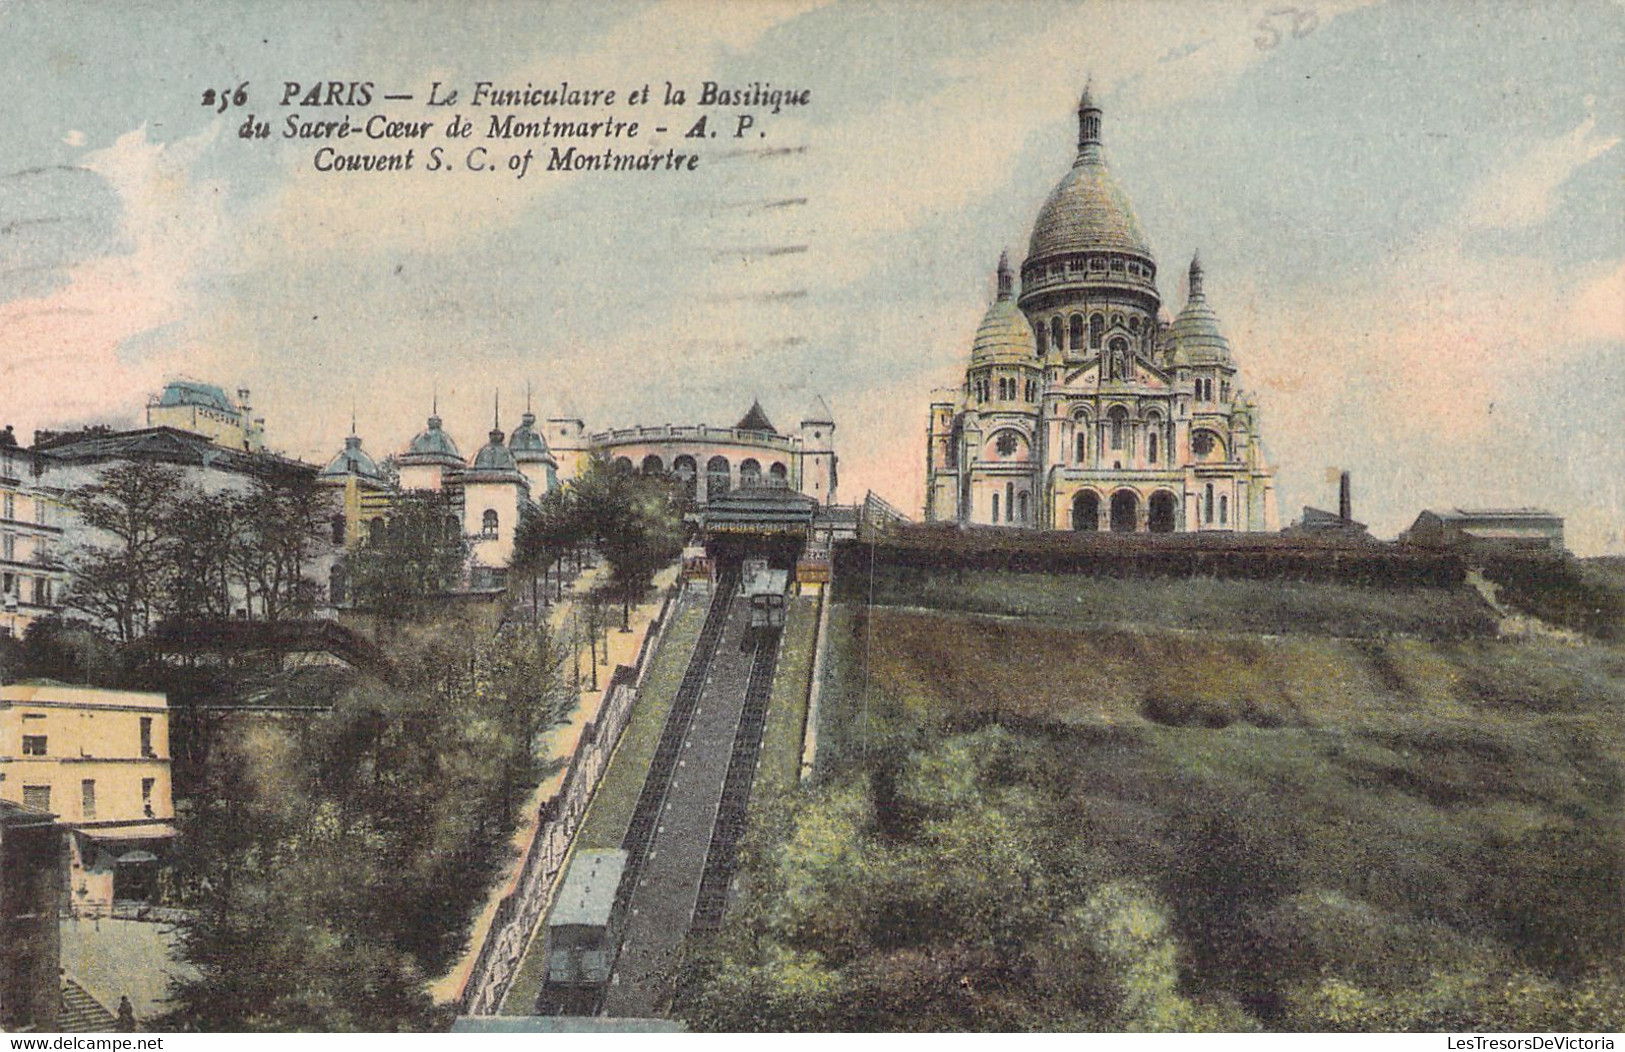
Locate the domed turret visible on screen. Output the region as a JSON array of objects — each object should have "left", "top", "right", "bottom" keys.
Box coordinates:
[
  {"left": 1168, "top": 253, "right": 1233, "bottom": 364},
  {"left": 509, "top": 411, "right": 556, "bottom": 465},
  {"left": 320, "top": 433, "right": 383, "bottom": 481},
  {"left": 971, "top": 252, "right": 1036, "bottom": 364},
  {"left": 1026, "top": 86, "right": 1153, "bottom": 263},
  {"left": 400, "top": 405, "right": 463, "bottom": 467},
  {"left": 471, "top": 426, "right": 522, "bottom": 475}
]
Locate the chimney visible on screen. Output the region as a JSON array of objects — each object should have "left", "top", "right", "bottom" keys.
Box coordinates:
[{"left": 1339, "top": 471, "right": 1352, "bottom": 523}]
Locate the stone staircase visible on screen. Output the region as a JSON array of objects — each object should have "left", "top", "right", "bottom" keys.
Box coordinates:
[{"left": 59, "top": 976, "right": 118, "bottom": 1032}]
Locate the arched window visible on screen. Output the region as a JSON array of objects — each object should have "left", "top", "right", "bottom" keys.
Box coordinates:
[
  {"left": 1069, "top": 314, "right": 1084, "bottom": 350},
  {"left": 1090, "top": 313, "right": 1105, "bottom": 349},
  {"left": 1109, "top": 406, "right": 1127, "bottom": 449},
  {"left": 1148, "top": 430, "right": 1159, "bottom": 463},
  {"left": 368, "top": 517, "right": 385, "bottom": 546},
  {"left": 1050, "top": 318, "right": 1063, "bottom": 356},
  {"left": 1130, "top": 316, "right": 1142, "bottom": 333},
  {"left": 1006, "top": 482, "right": 1015, "bottom": 522},
  {"left": 612, "top": 456, "right": 634, "bottom": 474},
  {"left": 1111, "top": 313, "right": 1123, "bottom": 329},
  {"left": 707, "top": 455, "right": 731, "bottom": 497},
  {"left": 482, "top": 508, "right": 499, "bottom": 537},
  {"left": 1036, "top": 324, "right": 1047, "bottom": 355},
  {"left": 641, "top": 454, "right": 664, "bottom": 475},
  {"left": 1220, "top": 494, "right": 1229, "bottom": 525},
  {"left": 992, "top": 492, "right": 1000, "bottom": 524},
  {"left": 739, "top": 458, "right": 762, "bottom": 488},
  {"left": 1205, "top": 483, "right": 1215, "bottom": 524},
  {"left": 673, "top": 455, "right": 698, "bottom": 499},
  {"left": 1075, "top": 431, "right": 1088, "bottom": 462},
  {"left": 769, "top": 462, "right": 788, "bottom": 486}
]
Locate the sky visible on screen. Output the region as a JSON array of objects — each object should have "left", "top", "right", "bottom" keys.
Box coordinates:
[{"left": 1, "top": 0, "right": 1621, "bottom": 552}]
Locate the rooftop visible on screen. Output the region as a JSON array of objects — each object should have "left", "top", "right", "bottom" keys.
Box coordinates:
[{"left": 549, "top": 849, "right": 627, "bottom": 928}]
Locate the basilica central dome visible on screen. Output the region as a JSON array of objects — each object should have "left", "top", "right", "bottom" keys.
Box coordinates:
[{"left": 1025, "top": 86, "right": 1152, "bottom": 263}]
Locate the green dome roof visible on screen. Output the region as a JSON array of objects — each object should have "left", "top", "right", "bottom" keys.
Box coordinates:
[
  {"left": 1168, "top": 254, "right": 1232, "bottom": 364},
  {"left": 401, "top": 414, "right": 462, "bottom": 464},
  {"left": 971, "top": 252, "right": 1034, "bottom": 363},
  {"left": 320, "top": 435, "right": 383, "bottom": 480},
  {"left": 509, "top": 411, "right": 556, "bottom": 465},
  {"left": 470, "top": 428, "right": 521, "bottom": 474}
]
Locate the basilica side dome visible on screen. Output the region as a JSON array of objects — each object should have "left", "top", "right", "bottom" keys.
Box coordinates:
[
  {"left": 970, "top": 251, "right": 1035, "bottom": 363},
  {"left": 1167, "top": 254, "right": 1233, "bottom": 365}
]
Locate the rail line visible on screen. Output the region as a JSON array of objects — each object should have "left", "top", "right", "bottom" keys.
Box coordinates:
[{"left": 691, "top": 625, "right": 782, "bottom": 931}]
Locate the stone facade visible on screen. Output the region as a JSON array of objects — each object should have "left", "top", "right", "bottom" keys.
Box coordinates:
[{"left": 926, "top": 89, "right": 1278, "bottom": 534}]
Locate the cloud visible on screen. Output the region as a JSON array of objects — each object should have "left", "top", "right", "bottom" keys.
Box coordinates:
[
  {"left": 0, "top": 123, "right": 226, "bottom": 430},
  {"left": 1459, "top": 110, "right": 1620, "bottom": 230}
]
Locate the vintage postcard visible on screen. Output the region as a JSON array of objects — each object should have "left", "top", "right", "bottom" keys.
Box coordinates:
[{"left": 1, "top": 0, "right": 1621, "bottom": 1040}]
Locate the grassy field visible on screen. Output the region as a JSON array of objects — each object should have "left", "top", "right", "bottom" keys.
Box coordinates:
[
  {"left": 703, "top": 572, "right": 1625, "bottom": 1030},
  {"left": 848, "top": 565, "right": 1497, "bottom": 640},
  {"left": 756, "top": 595, "right": 820, "bottom": 800},
  {"left": 572, "top": 590, "right": 707, "bottom": 852}
]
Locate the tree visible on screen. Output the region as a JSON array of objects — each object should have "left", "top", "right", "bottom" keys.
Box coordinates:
[
  {"left": 514, "top": 487, "right": 586, "bottom": 604},
  {"left": 343, "top": 491, "right": 469, "bottom": 624},
  {"left": 62, "top": 461, "right": 187, "bottom": 641},
  {"left": 566, "top": 456, "right": 685, "bottom": 629},
  {"left": 234, "top": 473, "right": 337, "bottom": 621}
]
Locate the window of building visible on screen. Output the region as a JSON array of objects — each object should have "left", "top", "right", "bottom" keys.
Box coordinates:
[
  {"left": 1130, "top": 316, "right": 1142, "bottom": 333},
  {"left": 2, "top": 533, "right": 13, "bottom": 561},
  {"left": 1109, "top": 407, "right": 1127, "bottom": 450},
  {"left": 1036, "top": 325, "right": 1047, "bottom": 355},
  {"left": 1075, "top": 432, "right": 1087, "bottom": 462},
  {"left": 1090, "top": 314, "right": 1104, "bottom": 349},
  {"left": 22, "top": 734, "right": 46, "bottom": 756},
  {"left": 1192, "top": 431, "right": 1215, "bottom": 457},
  {"left": 31, "top": 577, "right": 47, "bottom": 606},
  {"left": 142, "top": 778, "right": 155, "bottom": 818},
  {"left": 991, "top": 493, "right": 1000, "bottom": 524},
  {"left": 1050, "top": 318, "right": 1063, "bottom": 356},
  {"left": 81, "top": 779, "right": 96, "bottom": 820},
  {"left": 2, "top": 493, "right": 12, "bottom": 519},
  {"left": 1111, "top": 313, "right": 1123, "bottom": 329},
  {"left": 1018, "top": 491, "right": 1029, "bottom": 523},
  {"left": 1148, "top": 431, "right": 1159, "bottom": 463},
  {"left": 1205, "top": 483, "right": 1215, "bottom": 524},
  {"left": 1006, "top": 483, "right": 1015, "bottom": 522},
  {"left": 1221, "top": 495, "right": 1229, "bottom": 525},
  {"left": 1069, "top": 314, "right": 1084, "bottom": 350},
  {"left": 140, "top": 717, "right": 154, "bottom": 758},
  {"left": 22, "top": 785, "right": 49, "bottom": 811},
  {"left": 34, "top": 500, "right": 45, "bottom": 526},
  {"left": 368, "top": 517, "right": 386, "bottom": 546},
  {"left": 482, "top": 509, "right": 499, "bottom": 537},
  {"left": 996, "top": 432, "right": 1019, "bottom": 457}
]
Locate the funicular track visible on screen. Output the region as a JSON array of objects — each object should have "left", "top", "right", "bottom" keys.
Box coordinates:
[
  {"left": 613, "top": 566, "right": 740, "bottom": 919},
  {"left": 691, "top": 625, "right": 783, "bottom": 931}
]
